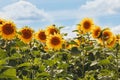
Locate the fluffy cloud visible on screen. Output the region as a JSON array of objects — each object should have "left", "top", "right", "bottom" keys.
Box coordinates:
[
  {"left": 49, "top": 0, "right": 120, "bottom": 20},
  {"left": 111, "top": 25, "right": 120, "bottom": 34},
  {"left": 0, "top": 0, "right": 51, "bottom": 22},
  {"left": 79, "top": 0, "right": 120, "bottom": 17}
]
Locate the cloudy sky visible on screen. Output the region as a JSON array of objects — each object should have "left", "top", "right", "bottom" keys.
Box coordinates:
[{"left": 0, "top": 0, "right": 120, "bottom": 37}]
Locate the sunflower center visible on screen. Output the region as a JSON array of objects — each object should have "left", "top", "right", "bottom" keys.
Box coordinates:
[
  {"left": 51, "top": 37, "right": 60, "bottom": 45},
  {"left": 22, "top": 30, "right": 32, "bottom": 39},
  {"left": 103, "top": 32, "right": 110, "bottom": 40},
  {"left": 39, "top": 32, "right": 46, "bottom": 40},
  {"left": 2, "top": 24, "right": 14, "bottom": 35},
  {"left": 95, "top": 29, "right": 100, "bottom": 36},
  {"left": 83, "top": 21, "right": 91, "bottom": 29},
  {"left": 50, "top": 29, "right": 57, "bottom": 35},
  {"left": 0, "top": 21, "right": 2, "bottom": 24}
]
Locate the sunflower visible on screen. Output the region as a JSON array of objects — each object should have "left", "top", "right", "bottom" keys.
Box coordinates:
[
  {"left": 102, "top": 29, "right": 113, "bottom": 41},
  {"left": 0, "top": 21, "right": 16, "bottom": 40},
  {"left": 46, "top": 33, "right": 63, "bottom": 50},
  {"left": 35, "top": 30, "right": 46, "bottom": 43},
  {"left": 92, "top": 26, "right": 101, "bottom": 39},
  {"left": 0, "top": 18, "right": 6, "bottom": 25},
  {"left": 80, "top": 18, "right": 94, "bottom": 33},
  {"left": 107, "top": 35, "right": 116, "bottom": 47},
  {"left": 18, "top": 27, "right": 33, "bottom": 44},
  {"left": 45, "top": 25, "right": 59, "bottom": 35}
]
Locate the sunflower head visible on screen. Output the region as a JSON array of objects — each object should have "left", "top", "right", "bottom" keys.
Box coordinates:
[
  {"left": 80, "top": 18, "right": 94, "bottom": 33},
  {"left": 45, "top": 25, "right": 59, "bottom": 35},
  {"left": 92, "top": 26, "right": 101, "bottom": 39},
  {"left": 0, "top": 21, "right": 16, "bottom": 40},
  {"left": 107, "top": 35, "right": 116, "bottom": 48},
  {"left": 18, "top": 27, "right": 33, "bottom": 44},
  {"left": 102, "top": 29, "right": 113, "bottom": 41},
  {"left": 46, "top": 33, "right": 64, "bottom": 50},
  {"left": 35, "top": 29, "right": 46, "bottom": 43}
]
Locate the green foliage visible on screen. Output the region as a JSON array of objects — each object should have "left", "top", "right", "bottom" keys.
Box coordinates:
[{"left": 0, "top": 32, "right": 120, "bottom": 80}]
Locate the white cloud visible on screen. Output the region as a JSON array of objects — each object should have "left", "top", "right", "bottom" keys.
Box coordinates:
[
  {"left": 0, "top": 0, "right": 119, "bottom": 35},
  {"left": 111, "top": 25, "right": 120, "bottom": 34},
  {"left": 80, "top": 0, "right": 120, "bottom": 16},
  {"left": 0, "top": 0, "right": 52, "bottom": 22},
  {"left": 49, "top": 0, "right": 120, "bottom": 21}
]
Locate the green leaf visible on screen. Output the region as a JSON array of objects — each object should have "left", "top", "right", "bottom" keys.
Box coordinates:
[
  {"left": 69, "top": 40, "right": 77, "bottom": 45},
  {"left": 58, "top": 63, "right": 68, "bottom": 69},
  {"left": 85, "top": 46, "right": 94, "bottom": 51},
  {"left": 0, "top": 59, "right": 6, "bottom": 65},
  {"left": 58, "top": 26, "right": 64, "bottom": 30},
  {"left": 17, "top": 62, "right": 31, "bottom": 68},
  {"left": 70, "top": 47, "right": 80, "bottom": 54},
  {"left": 0, "top": 49, "right": 7, "bottom": 59},
  {"left": 15, "top": 39, "right": 26, "bottom": 47},
  {"left": 63, "top": 33, "right": 68, "bottom": 36},
  {"left": 23, "top": 76, "right": 30, "bottom": 80},
  {"left": 72, "top": 30, "right": 79, "bottom": 32},
  {"left": 7, "top": 53, "right": 22, "bottom": 60},
  {"left": 1, "top": 68, "right": 16, "bottom": 77},
  {"left": 37, "top": 72, "right": 50, "bottom": 77},
  {"left": 85, "top": 74, "right": 96, "bottom": 80},
  {"left": 39, "top": 65, "right": 45, "bottom": 72},
  {"left": 44, "top": 59, "right": 57, "bottom": 66},
  {"left": 99, "top": 59, "right": 110, "bottom": 65},
  {"left": 98, "top": 69, "right": 114, "bottom": 79},
  {"left": 34, "top": 58, "right": 40, "bottom": 65},
  {"left": 32, "top": 51, "right": 40, "bottom": 57}
]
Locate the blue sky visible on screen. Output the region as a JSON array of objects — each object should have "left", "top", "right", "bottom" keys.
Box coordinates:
[{"left": 0, "top": 0, "right": 120, "bottom": 37}]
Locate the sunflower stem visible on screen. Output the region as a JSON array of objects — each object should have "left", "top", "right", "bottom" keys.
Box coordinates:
[
  {"left": 102, "top": 36, "right": 106, "bottom": 48},
  {"left": 87, "top": 32, "right": 90, "bottom": 40}
]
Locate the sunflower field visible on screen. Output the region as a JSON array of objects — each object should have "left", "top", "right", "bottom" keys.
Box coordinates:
[{"left": 0, "top": 18, "right": 120, "bottom": 80}]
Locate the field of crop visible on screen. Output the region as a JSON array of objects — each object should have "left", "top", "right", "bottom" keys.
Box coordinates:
[{"left": 0, "top": 18, "right": 120, "bottom": 80}]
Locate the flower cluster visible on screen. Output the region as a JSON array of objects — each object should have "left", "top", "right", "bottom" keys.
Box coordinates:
[
  {"left": 0, "top": 18, "right": 120, "bottom": 80},
  {"left": 0, "top": 19, "right": 64, "bottom": 50},
  {"left": 0, "top": 18, "right": 119, "bottom": 51},
  {"left": 77, "top": 18, "right": 119, "bottom": 48}
]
